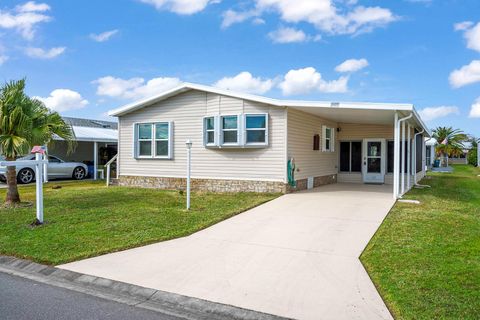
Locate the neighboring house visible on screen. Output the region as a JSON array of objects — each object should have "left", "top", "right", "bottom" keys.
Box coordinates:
[
  {"left": 48, "top": 117, "right": 118, "bottom": 179},
  {"left": 426, "top": 138, "right": 470, "bottom": 167},
  {"left": 425, "top": 137, "right": 437, "bottom": 168},
  {"left": 108, "top": 83, "right": 430, "bottom": 199}
]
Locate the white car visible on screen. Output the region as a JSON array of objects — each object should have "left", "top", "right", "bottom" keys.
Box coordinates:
[{"left": 0, "top": 155, "right": 88, "bottom": 184}]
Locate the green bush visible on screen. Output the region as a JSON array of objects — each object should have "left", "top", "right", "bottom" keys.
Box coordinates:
[{"left": 468, "top": 148, "right": 478, "bottom": 166}]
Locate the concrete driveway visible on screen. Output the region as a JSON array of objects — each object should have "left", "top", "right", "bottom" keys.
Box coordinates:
[{"left": 59, "top": 183, "right": 395, "bottom": 320}]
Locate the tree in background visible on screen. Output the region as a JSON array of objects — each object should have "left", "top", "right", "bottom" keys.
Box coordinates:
[
  {"left": 432, "top": 127, "right": 468, "bottom": 164},
  {"left": 467, "top": 137, "right": 478, "bottom": 166},
  {"left": 0, "top": 79, "right": 76, "bottom": 205}
]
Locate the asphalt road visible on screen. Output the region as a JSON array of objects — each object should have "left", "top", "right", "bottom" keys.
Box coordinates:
[{"left": 0, "top": 272, "right": 184, "bottom": 320}]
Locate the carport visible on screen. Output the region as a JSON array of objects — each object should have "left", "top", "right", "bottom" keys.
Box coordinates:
[{"left": 49, "top": 117, "right": 118, "bottom": 180}]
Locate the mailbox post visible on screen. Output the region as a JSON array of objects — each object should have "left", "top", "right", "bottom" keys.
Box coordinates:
[{"left": 0, "top": 146, "right": 48, "bottom": 224}]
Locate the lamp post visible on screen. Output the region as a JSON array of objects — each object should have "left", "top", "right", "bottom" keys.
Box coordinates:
[{"left": 186, "top": 139, "right": 192, "bottom": 210}]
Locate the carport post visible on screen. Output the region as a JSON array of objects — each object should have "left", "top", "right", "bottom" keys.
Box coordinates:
[
  {"left": 401, "top": 120, "right": 406, "bottom": 195},
  {"left": 93, "top": 141, "right": 98, "bottom": 180},
  {"left": 407, "top": 123, "right": 411, "bottom": 191},
  {"left": 393, "top": 112, "right": 399, "bottom": 199}
]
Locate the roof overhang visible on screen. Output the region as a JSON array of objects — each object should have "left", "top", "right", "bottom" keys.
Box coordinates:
[
  {"left": 108, "top": 82, "right": 431, "bottom": 136},
  {"left": 54, "top": 126, "right": 118, "bottom": 143}
]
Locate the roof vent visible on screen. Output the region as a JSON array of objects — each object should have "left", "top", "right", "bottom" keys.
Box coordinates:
[{"left": 330, "top": 102, "right": 340, "bottom": 108}]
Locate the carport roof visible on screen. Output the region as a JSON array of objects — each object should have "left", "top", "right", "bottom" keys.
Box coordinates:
[
  {"left": 108, "top": 82, "right": 430, "bottom": 136},
  {"left": 54, "top": 117, "right": 118, "bottom": 143}
]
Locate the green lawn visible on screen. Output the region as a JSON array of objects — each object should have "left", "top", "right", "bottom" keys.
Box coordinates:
[
  {"left": 361, "top": 165, "right": 480, "bottom": 319},
  {"left": 0, "top": 181, "right": 278, "bottom": 265}
]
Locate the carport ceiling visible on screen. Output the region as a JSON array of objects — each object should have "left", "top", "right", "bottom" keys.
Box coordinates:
[{"left": 291, "top": 106, "right": 408, "bottom": 126}]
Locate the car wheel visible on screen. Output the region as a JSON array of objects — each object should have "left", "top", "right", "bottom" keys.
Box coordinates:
[
  {"left": 72, "top": 167, "right": 86, "bottom": 180},
  {"left": 17, "top": 168, "right": 35, "bottom": 184}
]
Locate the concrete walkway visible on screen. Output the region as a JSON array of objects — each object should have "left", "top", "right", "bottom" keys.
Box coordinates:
[{"left": 59, "top": 183, "right": 395, "bottom": 320}]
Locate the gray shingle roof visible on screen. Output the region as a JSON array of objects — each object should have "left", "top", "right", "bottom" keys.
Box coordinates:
[{"left": 62, "top": 117, "right": 118, "bottom": 130}]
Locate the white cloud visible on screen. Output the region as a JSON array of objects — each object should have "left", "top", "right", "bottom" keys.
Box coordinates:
[
  {"left": 16, "top": 1, "right": 50, "bottom": 13},
  {"left": 93, "top": 76, "right": 182, "bottom": 100},
  {"left": 454, "top": 21, "right": 473, "bottom": 31},
  {"left": 335, "top": 58, "right": 369, "bottom": 73},
  {"left": 90, "top": 29, "right": 119, "bottom": 42},
  {"left": 469, "top": 98, "right": 480, "bottom": 118},
  {"left": 214, "top": 72, "right": 274, "bottom": 94},
  {"left": 278, "top": 67, "right": 349, "bottom": 95},
  {"left": 222, "top": 10, "right": 257, "bottom": 28},
  {"left": 455, "top": 21, "right": 480, "bottom": 52},
  {"left": 418, "top": 106, "right": 459, "bottom": 122},
  {"left": 36, "top": 89, "right": 89, "bottom": 112},
  {"left": 268, "top": 27, "right": 320, "bottom": 43},
  {"left": 464, "top": 22, "right": 480, "bottom": 52},
  {"left": 25, "top": 46, "right": 66, "bottom": 59},
  {"left": 252, "top": 17, "right": 266, "bottom": 25},
  {"left": 345, "top": 6, "right": 397, "bottom": 35},
  {"left": 0, "top": 55, "right": 8, "bottom": 65},
  {"left": 449, "top": 60, "right": 480, "bottom": 88},
  {"left": 404, "top": 0, "right": 432, "bottom": 4},
  {"left": 140, "top": 0, "right": 215, "bottom": 15},
  {"left": 0, "top": 1, "right": 51, "bottom": 40},
  {"left": 230, "top": 0, "right": 399, "bottom": 35}
]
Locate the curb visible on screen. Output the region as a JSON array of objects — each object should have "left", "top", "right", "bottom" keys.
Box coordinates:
[{"left": 0, "top": 256, "right": 290, "bottom": 320}]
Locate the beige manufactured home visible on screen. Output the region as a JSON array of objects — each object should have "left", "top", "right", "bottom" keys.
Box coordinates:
[{"left": 108, "top": 83, "right": 430, "bottom": 199}]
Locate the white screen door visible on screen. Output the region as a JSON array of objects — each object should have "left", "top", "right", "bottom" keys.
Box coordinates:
[{"left": 362, "top": 139, "right": 386, "bottom": 183}]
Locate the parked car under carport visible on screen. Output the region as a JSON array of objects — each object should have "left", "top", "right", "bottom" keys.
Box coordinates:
[{"left": 0, "top": 155, "right": 88, "bottom": 184}]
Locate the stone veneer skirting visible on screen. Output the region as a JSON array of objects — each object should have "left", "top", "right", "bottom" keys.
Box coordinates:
[
  {"left": 118, "top": 176, "right": 288, "bottom": 193},
  {"left": 118, "top": 174, "right": 337, "bottom": 194},
  {"left": 290, "top": 174, "right": 337, "bottom": 192}
]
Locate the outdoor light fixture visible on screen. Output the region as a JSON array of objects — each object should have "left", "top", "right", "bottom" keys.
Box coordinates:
[{"left": 186, "top": 140, "right": 192, "bottom": 210}]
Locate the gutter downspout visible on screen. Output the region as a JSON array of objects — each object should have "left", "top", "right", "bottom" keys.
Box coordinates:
[{"left": 395, "top": 113, "right": 413, "bottom": 199}]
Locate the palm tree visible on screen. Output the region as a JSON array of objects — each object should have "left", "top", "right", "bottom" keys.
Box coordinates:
[
  {"left": 432, "top": 126, "right": 467, "bottom": 165},
  {"left": 0, "top": 79, "right": 75, "bottom": 205}
]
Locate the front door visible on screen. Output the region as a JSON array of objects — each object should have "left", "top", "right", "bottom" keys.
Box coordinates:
[{"left": 363, "top": 139, "right": 385, "bottom": 184}]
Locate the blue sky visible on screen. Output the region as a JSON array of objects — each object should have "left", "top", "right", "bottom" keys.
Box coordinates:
[{"left": 0, "top": 0, "right": 479, "bottom": 136}]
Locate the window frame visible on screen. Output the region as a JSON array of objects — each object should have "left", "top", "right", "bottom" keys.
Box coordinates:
[
  {"left": 134, "top": 122, "right": 173, "bottom": 160},
  {"left": 220, "top": 114, "right": 241, "bottom": 146},
  {"left": 203, "top": 116, "right": 218, "bottom": 147},
  {"left": 322, "top": 125, "right": 335, "bottom": 152},
  {"left": 244, "top": 113, "right": 269, "bottom": 147}
]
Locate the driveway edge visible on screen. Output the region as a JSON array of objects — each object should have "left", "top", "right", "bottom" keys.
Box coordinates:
[{"left": 0, "top": 256, "right": 290, "bottom": 320}]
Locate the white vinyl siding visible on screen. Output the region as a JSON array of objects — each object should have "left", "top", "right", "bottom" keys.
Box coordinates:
[
  {"left": 118, "top": 90, "right": 286, "bottom": 181},
  {"left": 287, "top": 109, "right": 338, "bottom": 180}
]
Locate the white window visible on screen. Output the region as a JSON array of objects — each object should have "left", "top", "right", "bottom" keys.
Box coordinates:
[
  {"left": 221, "top": 115, "right": 239, "bottom": 145},
  {"left": 135, "top": 122, "right": 172, "bottom": 159},
  {"left": 203, "top": 113, "right": 269, "bottom": 148},
  {"left": 204, "top": 117, "right": 216, "bottom": 146},
  {"left": 322, "top": 125, "right": 335, "bottom": 152},
  {"left": 137, "top": 123, "right": 153, "bottom": 157},
  {"left": 245, "top": 114, "right": 268, "bottom": 146}
]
